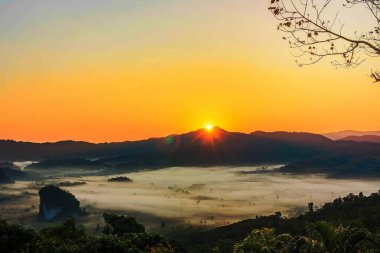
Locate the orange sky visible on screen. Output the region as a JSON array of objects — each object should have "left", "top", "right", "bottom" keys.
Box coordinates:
[{"left": 1, "top": 0, "right": 380, "bottom": 143}]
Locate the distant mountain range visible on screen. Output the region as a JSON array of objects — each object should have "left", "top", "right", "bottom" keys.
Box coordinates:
[
  {"left": 339, "top": 135, "right": 380, "bottom": 143},
  {"left": 0, "top": 127, "right": 334, "bottom": 163},
  {"left": 2, "top": 127, "right": 380, "bottom": 178},
  {"left": 323, "top": 130, "right": 380, "bottom": 140}
]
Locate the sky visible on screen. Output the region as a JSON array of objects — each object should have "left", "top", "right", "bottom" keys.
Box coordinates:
[{"left": 1, "top": 0, "right": 380, "bottom": 143}]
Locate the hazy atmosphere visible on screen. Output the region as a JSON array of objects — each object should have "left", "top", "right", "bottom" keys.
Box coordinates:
[
  {"left": 2, "top": 1, "right": 380, "bottom": 253},
  {"left": 2, "top": 166, "right": 380, "bottom": 231},
  {"left": 1, "top": 0, "right": 379, "bottom": 142}
]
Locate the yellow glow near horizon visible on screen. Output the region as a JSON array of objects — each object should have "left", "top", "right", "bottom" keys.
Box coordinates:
[
  {"left": 205, "top": 124, "right": 214, "bottom": 131},
  {"left": 0, "top": 1, "right": 380, "bottom": 143}
]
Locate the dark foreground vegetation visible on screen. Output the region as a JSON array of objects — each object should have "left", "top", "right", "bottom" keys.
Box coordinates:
[
  {"left": 174, "top": 191, "right": 380, "bottom": 252},
  {"left": 0, "top": 213, "right": 185, "bottom": 253},
  {"left": 1, "top": 191, "right": 380, "bottom": 252},
  {"left": 234, "top": 223, "right": 380, "bottom": 253}
]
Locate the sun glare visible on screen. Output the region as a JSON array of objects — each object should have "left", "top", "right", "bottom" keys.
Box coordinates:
[{"left": 205, "top": 124, "right": 213, "bottom": 131}]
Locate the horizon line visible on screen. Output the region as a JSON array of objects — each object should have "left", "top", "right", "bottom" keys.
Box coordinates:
[{"left": 2, "top": 128, "right": 380, "bottom": 144}]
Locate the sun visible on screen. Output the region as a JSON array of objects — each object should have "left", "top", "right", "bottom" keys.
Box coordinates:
[{"left": 205, "top": 124, "right": 214, "bottom": 131}]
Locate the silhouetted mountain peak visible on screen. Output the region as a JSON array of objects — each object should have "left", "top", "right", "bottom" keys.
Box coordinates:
[
  {"left": 250, "top": 131, "right": 332, "bottom": 144},
  {"left": 210, "top": 126, "right": 227, "bottom": 132},
  {"left": 3, "top": 128, "right": 380, "bottom": 173},
  {"left": 187, "top": 126, "right": 228, "bottom": 134}
]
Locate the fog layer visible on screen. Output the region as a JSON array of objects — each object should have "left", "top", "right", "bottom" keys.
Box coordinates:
[{"left": 1, "top": 166, "right": 380, "bottom": 229}]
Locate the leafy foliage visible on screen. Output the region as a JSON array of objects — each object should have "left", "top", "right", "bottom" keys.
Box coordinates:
[
  {"left": 0, "top": 213, "right": 183, "bottom": 253},
  {"left": 0, "top": 220, "right": 39, "bottom": 253},
  {"left": 176, "top": 191, "right": 380, "bottom": 252},
  {"left": 103, "top": 213, "right": 145, "bottom": 235},
  {"left": 2, "top": 192, "right": 380, "bottom": 252},
  {"left": 234, "top": 228, "right": 293, "bottom": 253},
  {"left": 234, "top": 222, "right": 380, "bottom": 253}
]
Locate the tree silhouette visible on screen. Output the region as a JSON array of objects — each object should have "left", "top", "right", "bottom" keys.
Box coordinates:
[
  {"left": 269, "top": 0, "right": 380, "bottom": 82},
  {"left": 308, "top": 202, "right": 314, "bottom": 213},
  {"left": 102, "top": 213, "right": 145, "bottom": 235}
]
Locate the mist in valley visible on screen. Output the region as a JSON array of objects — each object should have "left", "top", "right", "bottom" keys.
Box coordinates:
[{"left": 1, "top": 165, "right": 380, "bottom": 233}]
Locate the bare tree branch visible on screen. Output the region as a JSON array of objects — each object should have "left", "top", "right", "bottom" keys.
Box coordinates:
[{"left": 269, "top": 0, "right": 380, "bottom": 83}]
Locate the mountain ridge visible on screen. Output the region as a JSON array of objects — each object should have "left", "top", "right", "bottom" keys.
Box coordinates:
[
  {"left": 0, "top": 128, "right": 333, "bottom": 162},
  {"left": 339, "top": 135, "right": 380, "bottom": 143},
  {"left": 323, "top": 130, "right": 380, "bottom": 140},
  {"left": 2, "top": 128, "right": 380, "bottom": 178}
]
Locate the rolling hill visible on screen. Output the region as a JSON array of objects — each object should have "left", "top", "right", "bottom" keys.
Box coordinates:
[
  {"left": 323, "top": 130, "right": 380, "bottom": 140},
  {"left": 339, "top": 135, "right": 380, "bottom": 143},
  {"left": 0, "top": 128, "right": 333, "bottom": 163},
  {"left": 2, "top": 127, "right": 380, "bottom": 178}
]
